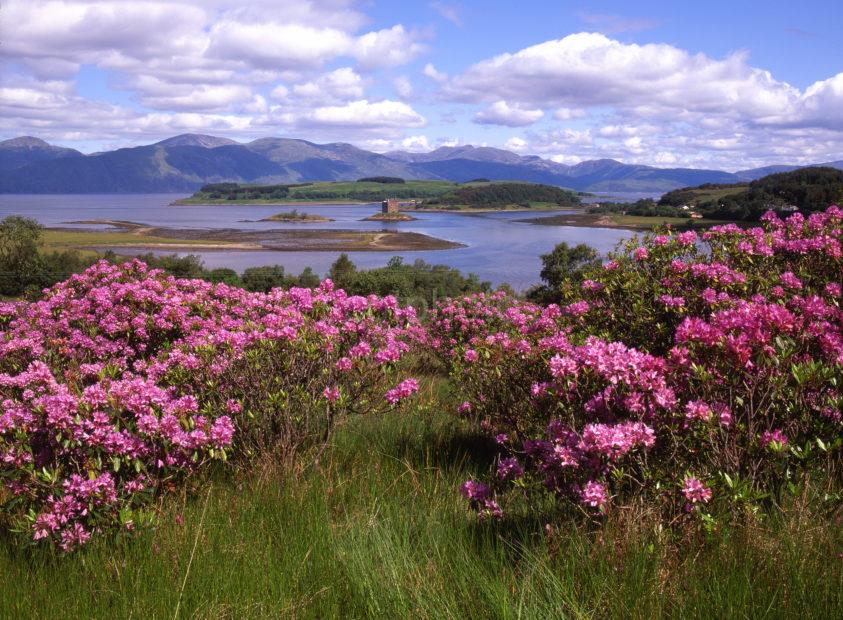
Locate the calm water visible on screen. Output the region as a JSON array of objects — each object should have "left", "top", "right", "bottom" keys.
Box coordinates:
[{"left": 0, "top": 194, "right": 637, "bottom": 291}]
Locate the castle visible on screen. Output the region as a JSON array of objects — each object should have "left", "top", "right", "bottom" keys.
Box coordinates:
[{"left": 381, "top": 198, "right": 399, "bottom": 214}]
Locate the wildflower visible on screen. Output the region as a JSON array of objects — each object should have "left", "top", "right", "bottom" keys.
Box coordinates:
[
  {"left": 209, "top": 416, "right": 235, "bottom": 447},
  {"left": 684, "top": 400, "right": 713, "bottom": 422},
  {"left": 460, "top": 480, "right": 491, "bottom": 502},
  {"left": 385, "top": 378, "right": 419, "bottom": 405},
  {"left": 480, "top": 499, "right": 504, "bottom": 519},
  {"left": 497, "top": 457, "right": 524, "bottom": 480},
  {"left": 682, "top": 477, "right": 712, "bottom": 504},
  {"left": 779, "top": 271, "right": 803, "bottom": 289},
  {"left": 760, "top": 429, "right": 789, "bottom": 449},
  {"left": 660, "top": 295, "right": 685, "bottom": 308},
  {"left": 322, "top": 386, "right": 341, "bottom": 403},
  {"left": 580, "top": 481, "right": 608, "bottom": 508}
]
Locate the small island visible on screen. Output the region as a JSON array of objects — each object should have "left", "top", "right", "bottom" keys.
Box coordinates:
[
  {"left": 47, "top": 220, "right": 462, "bottom": 252},
  {"left": 363, "top": 212, "right": 417, "bottom": 222},
  {"left": 260, "top": 209, "right": 332, "bottom": 223},
  {"left": 174, "top": 179, "right": 583, "bottom": 212}
]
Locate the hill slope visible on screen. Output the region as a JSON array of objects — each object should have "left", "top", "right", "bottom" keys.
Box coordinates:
[
  {"left": 0, "top": 136, "right": 83, "bottom": 173},
  {"left": 2, "top": 133, "right": 841, "bottom": 194}
]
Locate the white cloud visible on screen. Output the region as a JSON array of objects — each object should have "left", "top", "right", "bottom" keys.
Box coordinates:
[
  {"left": 393, "top": 76, "right": 414, "bottom": 100},
  {"left": 0, "top": 0, "right": 434, "bottom": 146},
  {"left": 794, "top": 73, "right": 843, "bottom": 129},
  {"left": 400, "top": 135, "right": 433, "bottom": 151},
  {"left": 0, "top": 78, "right": 427, "bottom": 145},
  {"left": 270, "top": 85, "right": 289, "bottom": 101},
  {"left": 354, "top": 25, "right": 428, "bottom": 70},
  {"left": 503, "top": 137, "right": 528, "bottom": 152},
  {"left": 133, "top": 80, "right": 254, "bottom": 111},
  {"left": 423, "top": 63, "right": 449, "bottom": 83},
  {"left": 474, "top": 101, "right": 544, "bottom": 127},
  {"left": 306, "top": 100, "right": 426, "bottom": 130},
  {"left": 444, "top": 32, "right": 843, "bottom": 131},
  {"left": 290, "top": 68, "right": 365, "bottom": 103},
  {"left": 206, "top": 22, "right": 353, "bottom": 70},
  {"left": 553, "top": 107, "right": 586, "bottom": 120}
]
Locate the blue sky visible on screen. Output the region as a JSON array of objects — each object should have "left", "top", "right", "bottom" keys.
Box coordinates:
[{"left": 2, "top": 0, "right": 842, "bottom": 170}]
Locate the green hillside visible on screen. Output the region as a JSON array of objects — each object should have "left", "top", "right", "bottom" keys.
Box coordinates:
[
  {"left": 175, "top": 179, "right": 581, "bottom": 209},
  {"left": 659, "top": 166, "right": 843, "bottom": 220}
]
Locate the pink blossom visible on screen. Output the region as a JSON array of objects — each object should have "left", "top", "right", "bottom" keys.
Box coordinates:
[
  {"left": 385, "top": 378, "right": 419, "bottom": 405},
  {"left": 497, "top": 457, "right": 524, "bottom": 480},
  {"left": 580, "top": 481, "right": 608, "bottom": 508},
  {"left": 682, "top": 477, "right": 712, "bottom": 504},
  {"left": 323, "top": 386, "right": 341, "bottom": 402},
  {"left": 760, "top": 429, "right": 789, "bottom": 449},
  {"left": 460, "top": 480, "right": 491, "bottom": 502}
]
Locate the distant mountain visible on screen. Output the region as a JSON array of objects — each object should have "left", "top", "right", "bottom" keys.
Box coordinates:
[
  {"left": 387, "top": 145, "right": 529, "bottom": 165},
  {"left": 562, "top": 160, "right": 738, "bottom": 192},
  {"left": 155, "top": 134, "right": 239, "bottom": 149},
  {"left": 247, "top": 138, "right": 423, "bottom": 180},
  {"left": 1, "top": 133, "right": 840, "bottom": 194},
  {"left": 0, "top": 136, "right": 83, "bottom": 173}
]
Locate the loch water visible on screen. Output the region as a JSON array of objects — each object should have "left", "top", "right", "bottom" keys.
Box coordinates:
[{"left": 0, "top": 194, "right": 639, "bottom": 291}]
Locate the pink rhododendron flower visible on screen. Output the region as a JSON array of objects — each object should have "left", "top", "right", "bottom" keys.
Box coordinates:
[
  {"left": 385, "top": 378, "right": 419, "bottom": 405},
  {"left": 460, "top": 480, "right": 491, "bottom": 502},
  {"left": 682, "top": 476, "right": 712, "bottom": 504},
  {"left": 497, "top": 457, "right": 524, "bottom": 480},
  {"left": 760, "top": 429, "right": 789, "bottom": 448},
  {"left": 580, "top": 481, "right": 608, "bottom": 508}
]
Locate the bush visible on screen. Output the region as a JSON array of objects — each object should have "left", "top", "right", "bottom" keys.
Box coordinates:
[
  {"left": 328, "top": 254, "right": 490, "bottom": 308},
  {"left": 430, "top": 206, "right": 842, "bottom": 524},
  {"left": 356, "top": 176, "right": 406, "bottom": 184},
  {"left": 0, "top": 261, "right": 420, "bottom": 550},
  {"left": 430, "top": 183, "right": 580, "bottom": 209}
]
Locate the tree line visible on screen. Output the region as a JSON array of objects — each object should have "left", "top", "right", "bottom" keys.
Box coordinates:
[{"left": 0, "top": 216, "right": 491, "bottom": 306}]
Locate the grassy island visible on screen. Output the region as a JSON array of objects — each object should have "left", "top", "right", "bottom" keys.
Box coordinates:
[
  {"left": 363, "top": 212, "right": 417, "bottom": 222},
  {"left": 174, "top": 179, "right": 582, "bottom": 211},
  {"left": 260, "top": 209, "right": 332, "bottom": 223}
]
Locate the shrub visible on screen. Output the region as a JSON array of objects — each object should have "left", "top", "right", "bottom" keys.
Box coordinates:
[
  {"left": 0, "top": 260, "right": 420, "bottom": 550},
  {"left": 431, "top": 207, "right": 842, "bottom": 524},
  {"left": 356, "top": 176, "right": 406, "bottom": 184}
]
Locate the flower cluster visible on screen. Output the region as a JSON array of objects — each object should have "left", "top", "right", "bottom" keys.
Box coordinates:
[
  {"left": 0, "top": 261, "right": 419, "bottom": 549},
  {"left": 433, "top": 207, "right": 842, "bottom": 521}
]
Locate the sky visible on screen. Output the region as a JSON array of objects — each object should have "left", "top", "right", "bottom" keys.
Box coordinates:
[{"left": 2, "top": 0, "right": 842, "bottom": 171}]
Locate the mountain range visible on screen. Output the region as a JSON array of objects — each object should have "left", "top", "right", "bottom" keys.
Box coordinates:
[{"left": 1, "top": 134, "right": 841, "bottom": 195}]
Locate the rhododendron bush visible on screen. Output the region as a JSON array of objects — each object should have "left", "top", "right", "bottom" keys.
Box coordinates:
[
  {"left": 432, "top": 207, "right": 842, "bottom": 521},
  {"left": 0, "top": 261, "right": 419, "bottom": 550}
]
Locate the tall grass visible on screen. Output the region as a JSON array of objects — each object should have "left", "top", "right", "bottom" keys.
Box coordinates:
[{"left": 1, "top": 379, "right": 840, "bottom": 618}]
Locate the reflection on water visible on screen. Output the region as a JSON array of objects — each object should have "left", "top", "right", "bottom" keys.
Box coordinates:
[{"left": 0, "top": 194, "right": 637, "bottom": 291}]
